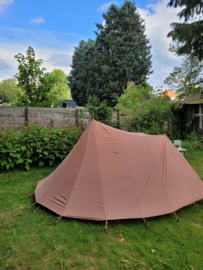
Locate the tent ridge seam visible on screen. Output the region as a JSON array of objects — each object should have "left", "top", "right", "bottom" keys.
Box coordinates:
[
  {"left": 143, "top": 137, "right": 174, "bottom": 212},
  {"left": 117, "top": 132, "right": 143, "bottom": 218},
  {"left": 93, "top": 122, "right": 107, "bottom": 220},
  {"left": 61, "top": 127, "right": 90, "bottom": 217}
]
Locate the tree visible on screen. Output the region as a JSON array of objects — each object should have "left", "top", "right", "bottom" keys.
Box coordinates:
[
  {"left": 69, "top": 1, "right": 152, "bottom": 107},
  {"left": 14, "top": 46, "right": 53, "bottom": 107},
  {"left": 44, "top": 69, "right": 71, "bottom": 101},
  {"left": 69, "top": 39, "right": 96, "bottom": 106},
  {"left": 93, "top": 1, "right": 152, "bottom": 106},
  {"left": 0, "top": 78, "right": 21, "bottom": 103},
  {"left": 164, "top": 56, "right": 203, "bottom": 97},
  {"left": 164, "top": 45, "right": 203, "bottom": 96},
  {"left": 167, "top": 0, "right": 203, "bottom": 60}
]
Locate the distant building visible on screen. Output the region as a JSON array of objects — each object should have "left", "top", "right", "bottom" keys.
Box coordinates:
[
  {"left": 180, "top": 91, "right": 203, "bottom": 130},
  {"left": 161, "top": 89, "right": 178, "bottom": 101},
  {"left": 60, "top": 100, "right": 76, "bottom": 108}
]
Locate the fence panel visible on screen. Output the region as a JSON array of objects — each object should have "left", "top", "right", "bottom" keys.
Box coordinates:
[{"left": 0, "top": 107, "right": 25, "bottom": 128}]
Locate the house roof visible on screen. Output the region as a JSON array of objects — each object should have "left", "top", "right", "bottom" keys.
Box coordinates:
[
  {"left": 161, "top": 89, "right": 178, "bottom": 98},
  {"left": 180, "top": 91, "right": 203, "bottom": 105}
]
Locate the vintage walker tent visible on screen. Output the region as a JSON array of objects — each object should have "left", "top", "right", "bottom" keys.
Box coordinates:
[{"left": 35, "top": 120, "right": 203, "bottom": 221}]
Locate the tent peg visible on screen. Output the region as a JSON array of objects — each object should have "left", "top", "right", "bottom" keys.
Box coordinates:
[
  {"left": 105, "top": 220, "right": 108, "bottom": 233},
  {"left": 143, "top": 218, "right": 149, "bottom": 229},
  {"left": 194, "top": 202, "right": 198, "bottom": 207},
  {"left": 174, "top": 212, "right": 181, "bottom": 222},
  {"left": 29, "top": 192, "right": 35, "bottom": 198},
  {"left": 34, "top": 205, "right": 41, "bottom": 212},
  {"left": 54, "top": 216, "right": 62, "bottom": 224},
  {"left": 29, "top": 202, "right": 37, "bottom": 212}
]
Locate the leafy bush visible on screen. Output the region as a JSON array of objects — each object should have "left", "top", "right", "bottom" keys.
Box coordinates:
[
  {"left": 115, "top": 82, "right": 173, "bottom": 135},
  {"left": 0, "top": 121, "right": 86, "bottom": 171},
  {"left": 181, "top": 130, "right": 203, "bottom": 151},
  {"left": 85, "top": 95, "right": 113, "bottom": 124}
]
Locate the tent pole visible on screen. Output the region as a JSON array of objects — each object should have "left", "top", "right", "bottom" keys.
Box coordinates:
[
  {"left": 174, "top": 212, "right": 181, "bottom": 222},
  {"left": 143, "top": 218, "right": 149, "bottom": 229},
  {"left": 105, "top": 220, "right": 108, "bottom": 233}
]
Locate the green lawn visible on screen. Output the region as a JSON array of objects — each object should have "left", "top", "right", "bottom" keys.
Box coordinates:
[{"left": 0, "top": 151, "right": 203, "bottom": 270}]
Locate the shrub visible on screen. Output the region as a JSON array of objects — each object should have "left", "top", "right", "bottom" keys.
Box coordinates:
[
  {"left": 85, "top": 95, "right": 113, "bottom": 124},
  {"left": 115, "top": 82, "right": 173, "bottom": 135},
  {"left": 0, "top": 121, "right": 86, "bottom": 171}
]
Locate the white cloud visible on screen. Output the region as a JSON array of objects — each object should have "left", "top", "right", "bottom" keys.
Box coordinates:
[
  {"left": 0, "top": 43, "right": 73, "bottom": 78},
  {"left": 30, "top": 16, "right": 45, "bottom": 25},
  {"left": 0, "top": 27, "right": 84, "bottom": 78},
  {"left": 0, "top": 0, "right": 13, "bottom": 13},
  {"left": 96, "top": 2, "right": 116, "bottom": 12},
  {"left": 137, "top": 0, "right": 183, "bottom": 88}
]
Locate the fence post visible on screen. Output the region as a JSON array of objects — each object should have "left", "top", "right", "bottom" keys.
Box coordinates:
[
  {"left": 76, "top": 108, "right": 79, "bottom": 125},
  {"left": 25, "top": 107, "right": 28, "bottom": 126},
  {"left": 117, "top": 110, "right": 120, "bottom": 122}
]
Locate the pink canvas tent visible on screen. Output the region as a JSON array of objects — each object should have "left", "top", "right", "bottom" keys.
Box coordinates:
[{"left": 35, "top": 120, "right": 203, "bottom": 221}]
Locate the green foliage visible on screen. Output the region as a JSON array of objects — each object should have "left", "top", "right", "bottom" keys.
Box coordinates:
[
  {"left": 164, "top": 46, "right": 203, "bottom": 96},
  {"left": 14, "top": 46, "right": 50, "bottom": 107},
  {"left": 85, "top": 95, "right": 113, "bottom": 124},
  {"left": 70, "top": 1, "right": 152, "bottom": 106},
  {"left": 167, "top": 0, "right": 203, "bottom": 60},
  {"left": 115, "top": 82, "right": 173, "bottom": 135},
  {"left": 93, "top": 1, "right": 152, "bottom": 106},
  {"left": 182, "top": 139, "right": 203, "bottom": 152},
  {"left": 69, "top": 39, "right": 96, "bottom": 106},
  {"left": 14, "top": 47, "right": 70, "bottom": 107},
  {"left": 0, "top": 78, "right": 21, "bottom": 103},
  {"left": 45, "top": 69, "right": 71, "bottom": 101},
  {"left": 170, "top": 104, "right": 202, "bottom": 140},
  {"left": 0, "top": 123, "right": 85, "bottom": 171}
]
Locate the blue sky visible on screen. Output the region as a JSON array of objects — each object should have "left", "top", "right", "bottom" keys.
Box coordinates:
[{"left": 0, "top": 0, "right": 182, "bottom": 88}]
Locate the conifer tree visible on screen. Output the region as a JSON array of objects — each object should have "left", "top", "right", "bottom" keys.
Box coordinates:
[
  {"left": 69, "top": 39, "right": 96, "bottom": 106},
  {"left": 93, "top": 1, "right": 152, "bottom": 106},
  {"left": 70, "top": 1, "right": 152, "bottom": 106},
  {"left": 167, "top": 0, "right": 203, "bottom": 60}
]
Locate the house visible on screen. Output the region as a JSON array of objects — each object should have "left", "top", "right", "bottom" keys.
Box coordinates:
[
  {"left": 180, "top": 91, "right": 203, "bottom": 130},
  {"left": 161, "top": 89, "right": 178, "bottom": 101}
]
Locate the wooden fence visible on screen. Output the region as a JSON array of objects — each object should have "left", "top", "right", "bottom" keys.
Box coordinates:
[{"left": 0, "top": 107, "right": 119, "bottom": 128}]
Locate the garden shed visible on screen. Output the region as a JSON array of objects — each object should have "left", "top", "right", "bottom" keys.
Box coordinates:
[
  {"left": 180, "top": 91, "right": 203, "bottom": 130},
  {"left": 60, "top": 100, "right": 76, "bottom": 108}
]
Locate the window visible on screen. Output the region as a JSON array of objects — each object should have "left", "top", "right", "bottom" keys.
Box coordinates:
[
  {"left": 194, "top": 104, "right": 199, "bottom": 114},
  {"left": 62, "top": 103, "right": 67, "bottom": 108}
]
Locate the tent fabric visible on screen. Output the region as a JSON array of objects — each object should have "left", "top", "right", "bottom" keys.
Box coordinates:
[{"left": 35, "top": 120, "right": 203, "bottom": 221}]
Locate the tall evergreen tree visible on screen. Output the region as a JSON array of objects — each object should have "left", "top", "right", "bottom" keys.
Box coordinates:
[
  {"left": 167, "top": 0, "right": 203, "bottom": 60},
  {"left": 93, "top": 1, "right": 152, "bottom": 106},
  {"left": 69, "top": 1, "right": 152, "bottom": 107},
  {"left": 69, "top": 39, "right": 96, "bottom": 106}
]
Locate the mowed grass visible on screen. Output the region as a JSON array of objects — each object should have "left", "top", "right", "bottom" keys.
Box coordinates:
[{"left": 0, "top": 151, "right": 203, "bottom": 270}]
